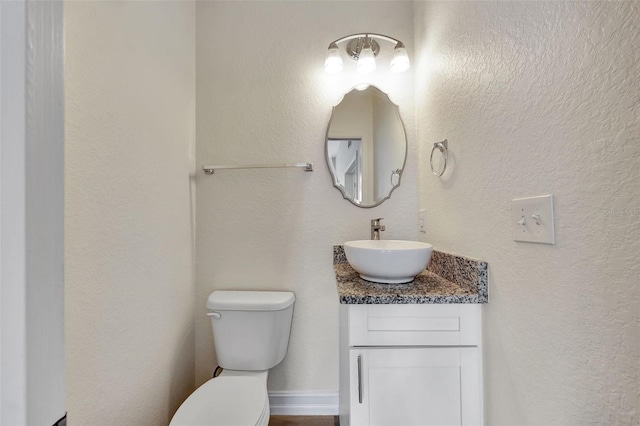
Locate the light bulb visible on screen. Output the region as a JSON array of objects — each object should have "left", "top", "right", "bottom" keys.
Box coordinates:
[
  {"left": 324, "top": 43, "right": 343, "bottom": 74},
  {"left": 355, "top": 83, "right": 369, "bottom": 91},
  {"left": 390, "top": 43, "right": 410, "bottom": 73},
  {"left": 357, "top": 46, "right": 376, "bottom": 74}
]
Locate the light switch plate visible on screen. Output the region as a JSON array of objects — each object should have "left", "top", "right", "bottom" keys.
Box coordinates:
[{"left": 512, "top": 195, "right": 555, "bottom": 244}]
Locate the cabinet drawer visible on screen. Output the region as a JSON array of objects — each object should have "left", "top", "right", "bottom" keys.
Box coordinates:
[{"left": 348, "top": 304, "right": 480, "bottom": 346}]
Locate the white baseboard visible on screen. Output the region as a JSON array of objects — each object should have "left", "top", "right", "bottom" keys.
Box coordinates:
[{"left": 268, "top": 391, "right": 339, "bottom": 416}]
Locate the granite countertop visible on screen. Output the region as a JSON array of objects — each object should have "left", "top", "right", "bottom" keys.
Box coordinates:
[{"left": 334, "top": 245, "right": 488, "bottom": 304}]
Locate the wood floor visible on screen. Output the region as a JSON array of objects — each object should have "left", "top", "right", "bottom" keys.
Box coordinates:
[{"left": 269, "top": 415, "right": 339, "bottom": 426}]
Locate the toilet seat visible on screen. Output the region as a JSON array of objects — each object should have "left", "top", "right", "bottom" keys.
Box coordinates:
[{"left": 170, "top": 376, "right": 269, "bottom": 426}]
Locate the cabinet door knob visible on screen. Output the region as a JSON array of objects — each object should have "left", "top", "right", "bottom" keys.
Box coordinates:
[{"left": 357, "top": 355, "right": 363, "bottom": 404}]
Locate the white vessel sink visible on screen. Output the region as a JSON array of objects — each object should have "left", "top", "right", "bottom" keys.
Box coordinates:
[{"left": 343, "top": 240, "right": 433, "bottom": 284}]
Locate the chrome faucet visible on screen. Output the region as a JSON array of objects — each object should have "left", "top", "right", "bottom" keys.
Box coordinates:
[{"left": 371, "top": 218, "right": 385, "bottom": 240}]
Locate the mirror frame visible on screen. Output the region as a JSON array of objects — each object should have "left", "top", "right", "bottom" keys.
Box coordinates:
[{"left": 325, "top": 85, "right": 407, "bottom": 208}]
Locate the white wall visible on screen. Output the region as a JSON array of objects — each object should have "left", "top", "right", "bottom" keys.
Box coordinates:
[
  {"left": 1, "top": 1, "right": 65, "bottom": 424},
  {"left": 196, "top": 1, "right": 416, "bottom": 391},
  {"left": 414, "top": 1, "right": 639, "bottom": 424},
  {"left": 65, "top": 1, "right": 196, "bottom": 424}
]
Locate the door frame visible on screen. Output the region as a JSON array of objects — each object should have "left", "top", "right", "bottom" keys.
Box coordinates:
[{"left": 1, "top": 1, "right": 65, "bottom": 423}]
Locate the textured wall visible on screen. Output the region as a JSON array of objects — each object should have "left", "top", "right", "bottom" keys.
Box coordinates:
[
  {"left": 195, "top": 1, "right": 416, "bottom": 391},
  {"left": 414, "top": 1, "right": 639, "bottom": 424},
  {"left": 65, "top": 2, "right": 196, "bottom": 424}
]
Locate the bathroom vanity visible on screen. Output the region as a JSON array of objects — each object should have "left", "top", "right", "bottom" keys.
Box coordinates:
[{"left": 334, "top": 246, "right": 488, "bottom": 426}]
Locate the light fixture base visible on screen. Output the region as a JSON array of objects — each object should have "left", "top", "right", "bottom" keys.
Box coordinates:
[{"left": 346, "top": 38, "right": 380, "bottom": 61}]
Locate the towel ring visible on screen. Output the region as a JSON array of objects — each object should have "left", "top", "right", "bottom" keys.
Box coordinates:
[
  {"left": 430, "top": 139, "right": 448, "bottom": 176},
  {"left": 390, "top": 168, "right": 402, "bottom": 186}
]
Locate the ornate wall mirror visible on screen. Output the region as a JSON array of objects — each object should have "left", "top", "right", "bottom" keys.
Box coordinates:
[{"left": 325, "top": 86, "right": 407, "bottom": 208}]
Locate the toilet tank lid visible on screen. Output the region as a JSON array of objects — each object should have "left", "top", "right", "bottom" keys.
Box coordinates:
[{"left": 207, "top": 290, "right": 295, "bottom": 311}]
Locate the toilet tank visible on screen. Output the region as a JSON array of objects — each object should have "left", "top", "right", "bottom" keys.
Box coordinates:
[{"left": 206, "top": 290, "right": 295, "bottom": 371}]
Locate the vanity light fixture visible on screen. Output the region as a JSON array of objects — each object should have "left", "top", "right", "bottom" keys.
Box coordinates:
[
  {"left": 324, "top": 33, "right": 410, "bottom": 74},
  {"left": 324, "top": 42, "right": 343, "bottom": 74}
]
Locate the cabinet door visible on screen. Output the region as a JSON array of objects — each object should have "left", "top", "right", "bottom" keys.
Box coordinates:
[{"left": 350, "top": 347, "right": 482, "bottom": 426}]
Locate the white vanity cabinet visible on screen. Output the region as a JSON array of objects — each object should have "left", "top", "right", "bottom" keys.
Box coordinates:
[{"left": 339, "top": 304, "right": 483, "bottom": 426}]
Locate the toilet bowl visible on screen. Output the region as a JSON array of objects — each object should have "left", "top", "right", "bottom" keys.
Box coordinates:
[
  {"left": 170, "top": 371, "right": 270, "bottom": 426},
  {"left": 169, "top": 291, "right": 295, "bottom": 426}
]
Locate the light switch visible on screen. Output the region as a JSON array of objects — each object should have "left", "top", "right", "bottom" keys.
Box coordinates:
[
  {"left": 419, "top": 209, "right": 427, "bottom": 233},
  {"left": 512, "top": 195, "right": 555, "bottom": 244}
]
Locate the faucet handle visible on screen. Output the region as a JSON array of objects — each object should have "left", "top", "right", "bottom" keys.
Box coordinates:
[{"left": 370, "top": 218, "right": 385, "bottom": 240}]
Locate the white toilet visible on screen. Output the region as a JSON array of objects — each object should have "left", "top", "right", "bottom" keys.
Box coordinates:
[{"left": 170, "top": 290, "right": 296, "bottom": 426}]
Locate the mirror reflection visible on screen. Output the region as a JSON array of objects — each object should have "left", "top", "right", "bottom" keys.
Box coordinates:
[{"left": 326, "top": 86, "right": 407, "bottom": 207}]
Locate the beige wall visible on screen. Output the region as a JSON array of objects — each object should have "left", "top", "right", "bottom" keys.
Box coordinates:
[
  {"left": 414, "top": 1, "right": 640, "bottom": 424},
  {"left": 195, "top": 1, "right": 416, "bottom": 391},
  {"left": 65, "top": 1, "right": 196, "bottom": 424}
]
